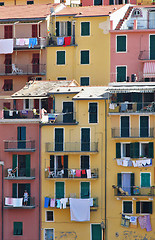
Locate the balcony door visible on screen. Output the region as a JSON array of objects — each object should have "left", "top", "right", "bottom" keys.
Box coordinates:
[
  {"left": 81, "top": 128, "right": 90, "bottom": 151},
  {"left": 140, "top": 116, "right": 149, "bottom": 137},
  {"left": 12, "top": 183, "right": 30, "bottom": 205},
  {"left": 150, "top": 35, "right": 155, "bottom": 60},
  {"left": 63, "top": 102, "right": 73, "bottom": 123},
  {"left": 5, "top": 54, "right": 12, "bottom": 74},
  {"left": 32, "top": 53, "right": 39, "bottom": 73},
  {"left": 13, "top": 155, "right": 30, "bottom": 177},
  {"left": 17, "top": 126, "right": 26, "bottom": 149},
  {"left": 55, "top": 128, "right": 64, "bottom": 151},
  {"left": 4, "top": 25, "right": 13, "bottom": 39},
  {"left": 117, "top": 173, "right": 135, "bottom": 196},
  {"left": 121, "top": 116, "right": 129, "bottom": 137}
]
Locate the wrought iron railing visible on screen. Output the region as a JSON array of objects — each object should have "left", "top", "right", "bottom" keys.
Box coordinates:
[
  {"left": 45, "top": 142, "right": 98, "bottom": 152},
  {"left": 4, "top": 196, "right": 35, "bottom": 207},
  {"left": 4, "top": 140, "right": 35, "bottom": 151},
  {"left": 0, "top": 64, "right": 46, "bottom": 75},
  {"left": 109, "top": 102, "right": 155, "bottom": 113},
  {"left": 111, "top": 128, "right": 154, "bottom": 138},
  {"left": 113, "top": 186, "right": 155, "bottom": 197},
  {"left": 5, "top": 168, "right": 35, "bottom": 178}
]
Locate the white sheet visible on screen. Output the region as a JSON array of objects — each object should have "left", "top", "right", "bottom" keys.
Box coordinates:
[{"left": 0, "top": 39, "right": 13, "bottom": 54}]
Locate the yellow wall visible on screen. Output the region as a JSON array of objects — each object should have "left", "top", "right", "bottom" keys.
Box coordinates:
[
  {"left": 3, "top": 0, "right": 53, "bottom": 5},
  {"left": 41, "top": 95, "right": 106, "bottom": 239},
  {"left": 47, "top": 16, "right": 110, "bottom": 85}
]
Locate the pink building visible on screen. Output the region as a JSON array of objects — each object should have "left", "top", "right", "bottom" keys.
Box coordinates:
[
  {"left": 110, "top": 5, "right": 155, "bottom": 83},
  {"left": 82, "top": 0, "right": 136, "bottom": 7}
]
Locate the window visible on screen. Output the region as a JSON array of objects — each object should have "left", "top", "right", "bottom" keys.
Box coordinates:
[
  {"left": 80, "top": 77, "right": 89, "bottom": 86},
  {"left": 56, "top": 21, "right": 71, "bottom": 37},
  {"left": 3, "top": 79, "right": 13, "bottom": 91},
  {"left": 140, "top": 116, "right": 149, "bottom": 137},
  {"left": 121, "top": 116, "right": 129, "bottom": 137},
  {"left": 89, "top": 103, "right": 98, "bottom": 123},
  {"left": 136, "top": 201, "right": 152, "bottom": 214},
  {"left": 141, "top": 173, "right": 151, "bottom": 187},
  {"left": 27, "top": 1, "right": 34, "bottom": 4},
  {"left": 81, "top": 128, "right": 90, "bottom": 151},
  {"left": 123, "top": 201, "right": 132, "bottom": 214},
  {"left": 117, "top": 173, "right": 134, "bottom": 196},
  {"left": 44, "top": 229, "right": 54, "bottom": 240},
  {"left": 116, "top": 143, "right": 130, "bottom": 158},
  {"left": 81, "top": 22, "right": 90, "bottom": 36},
  {"left": 5, "top": 54, "right": 12, "bottom": 73},
  {"left": 55, "top": 128, "right": 64, "bottom": 151},
  {"left": 13, "top": 222, "right": 23, "bottom": 235},
  {"left": 0, "top": 2, "right": 4, "bottom": 6},
  {"left": 94, "top": 0, "right": 102, "bottom": 5},
  {"left": 3, "top": 102, "right": 10, "bottom": 110},
  {"left": 81, "top": 182, "right": 90, "bottom": 198},
  {"left": 46, "top": 211, "right": 54, "bottom": 222},
  {"left": 81, "top": 50, "right": 89, "bottom": 64},
  {"left": 24, "top": 99, "right": 33, "bottom": 110},
  {"left": 57, "top": 51, "right": 65, "bottom": 65},
  {"left": 116, "top": 66, "right": 126, "bottom": 82},
  {"left": 81, "top": 156, "right": 90, "bottom": 178},
  {"left": 57, "top": 77, "right": 66, "bottom": 80},
  {"left": 117, "top": 36, "right": 126, "bottom": 52},
  {"left": 91, "top": 224, "right": 102, "bottom": 240},
  {"left": 50, "top": 155, "right": 68, "bottom": 178},
  {"left": 13, "top": 155, "right": 31, "bottom": 177},
  {"left": 4, "top": 26, "right": 13, "bottom": 39},
  {"left": 63, "top": 102, "right": 74, "bottom": 123},
  {"left": 55, "top": 182, "right": 64, "bottom": 199},
  {"left": 17, "top": 126, "right": 26, "bottom": 149}
]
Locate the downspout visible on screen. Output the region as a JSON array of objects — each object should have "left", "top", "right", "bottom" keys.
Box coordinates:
[
  {"left": 104, "top": 100, "right": 107, "bottom": 240},
  {"left": 39, "top": 124, "right": 41, "bottom": 240}
]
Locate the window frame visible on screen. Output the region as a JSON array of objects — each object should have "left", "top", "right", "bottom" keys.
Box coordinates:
[
  {"left": 88, "top": 102, "right": 98, "bottom": 124},
  {"left": 13, "top": 222, "right": 23, "bottom": 236},
  {"left": 81, "top": 127, "right": 91, "bottom": 151},
  {"left": 55, "top": 181, "right": 65, "bottom": 199},
  {"left": 122, "top": 200, "right": 133, "bottom": 214},
  {"left": 27, "top": 0, "right": 34, "bottom": 4},
  {"left": 3, "top": 79, "right": 13, "bottom": 91},
  {"left": 45, "top": 211, "right": 54, "bottom": 222},
  {"left": 116, "top": 35, "right": 127, "bottom": 53},
  {"left": 80, "top": 50, "right": 90, "bottom": 65},
  {"left": 139, "top": 115, "right": 150, "bottom": 138},
  {"left": 80, "top": 181, "right": 91, "bottom": 198},
  {"left": 136, "top": 201, "right": 153, "bottom": 214},
  {"left": 80, "top": 77, "right": 90, "bottom": 86},
  {"left": 81, "top": 22, "right": 90, "bottom": 37},
  {"left": 44, "top": 228, "right": 54, "bottom": 240},
  {"left": 56, "top": 50, "right": 66, "bottom": 65},
  {"left": 54, "top": 127, "right": 64, "bottom": 152},
  {"left": 140, "top": 172, "right": 151, "bottom": 188},
  {"left": 57, "top": 77, "right": 66, "bottom": 80},
  {"left": 116, "top": 65, "right": 127, "bottom": 82}
]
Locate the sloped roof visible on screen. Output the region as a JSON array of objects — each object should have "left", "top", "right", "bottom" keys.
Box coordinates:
[
  {"left": 73, "top": 86, "right": 109, "bottom": 99},
  {"left": 54, "top": 5, "right": 125, "bottom": 18}
]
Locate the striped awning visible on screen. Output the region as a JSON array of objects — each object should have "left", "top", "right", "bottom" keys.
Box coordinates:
[{"left": 143, "top": 62, "right": 155, "bottom": 78}]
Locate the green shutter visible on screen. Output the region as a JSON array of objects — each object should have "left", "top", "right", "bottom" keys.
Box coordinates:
[
  {"left": 55, "top": 128, "right": 64, "bottom": 151},
  {"left": 89, "top": 103, "right": 97, "bottom": 123},
  {"left": 117, "top": 173, "right": 122, "bottom": 187},
  {"left": 14, "top": 222, "right": 23, "bottom": 235},
  {"left": 81, "top": 182, "right": 90, "bottom": 199},
  {"left": 12, "top": 155, "right": 17, "bottom": 177},
  {"left": 81, "top": 22, "right": 90, "bottom": 36},
  {"left": 56, "top": 22, "right": 59, "bottom": 37},
  {"left": 80, "top": 77, "right": 89, "bottom": 86},
  {"left": 134, "top": 142, "right": 139, "bottom": 158},
  {"left": 123, "top": 201, "right": 132, "bottom": 214},
  {"left": 91, "top": 224, "right": 102, "bottom": 240},
  {"left": 149, "top": 202, "right": 153, "bottom": 214},
  {"left": 117, "top": 36, "right": 126, "bottom": 52},
  {"left": 149, "top": 142, "right": 154, "bottom": 158},
  {"left": 140, "top": 116, "right": 149, "bottom": 137},
  {"left": 136, "top": 201, "right": 140, "bottom": 214},
  {"left": 12, "top": 183, "right": 17, "bottom": 198},
  {"left": 25, "top": 155, "right": 30, "bottom": 177},
  {"left": 117, "top": 66, "right": 126, "bottom": 82},
  {"left": 81, "top": 50, "right": 89, "bottom": 64},
  {"left": 56, "top": 182, "right": 64, "bottom": 199},
  {"left": 141, "top": 173, "right": 150, "bottom": 187},
  {"left": 64, "top": 155, "right": 68, "bottom": 178},
  {"left": 130, "top": 173, "right": 135, "bottom": 195},
  {"left": 150, "top": 35, "right": 155, "bottom": 60},
  {"left": 130, "top": 143, "right": 133, "bottom": 158},
  {"left": 116, "top": 143, "right": 121, "bottom": 158},
  {"left": 50, "top": 155, "right": 54, "bottom": 171},
  {"left": 57, "top": 51, "right": 65, "bottom": 65},
  {"left": 67, "top": 21, "right": 71, "bottom": 36},
  {"left": 121, "top": 116, "right": 129, "bottom": 137}
]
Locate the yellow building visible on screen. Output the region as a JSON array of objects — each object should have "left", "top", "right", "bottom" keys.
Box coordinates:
[
  {"left": 107, "top": 83, "right": 155, "bottom": 239},
  {"left": 1, "top": 0, "right": 53, "bottom": 6},
  {"left": 46, "top": 5, "right": 130, "bottom": 86},
  {"left": 41, "top": 86, "right": 109, "bottom": 240}
]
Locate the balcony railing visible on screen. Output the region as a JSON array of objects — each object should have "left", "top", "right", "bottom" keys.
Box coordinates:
[
  {"left": 4, "top": 140, "right": 35, "bottom": 152},
  {"left": 122, "top": 19, "right": 155, "bottom": 30},
  {"left": 109, "top": 102, "right": 155, "bottom": 113},
  {"left": 4, "top": 197, "right": 35, "bottom": 208},
  {"left": 113, "top": 186, "right": 155, "bottom": 197},
  {"left": 45, "top": 168, "right": 98, "bottom": 179},
  {"left": 111, "top": 128, "right": 154, "bottom": 138},
  {"left": 48, "top": 35, "right": 76, "bottom": 47},
  {"left": 13, "top": 37, "right": 48, "bottom": 49},
  {"left": 0, "top": 64, "right": 46, "bottom": 75},
  {"left": 2, "top": 109, "right": 40, "bottom": 120},
  {"left": 4, "top": 168, "right": 35, "bottom": 179},
  {"left": 42, "top": 112, "right": 77, "bottom": 124},
  {"left": 45, "top": 142, "right": 98, "bottom": 153},
  {"left": 138, "top": 50, "right": 155, "bottom": 60},
  {"left": 115, "top": 158, "right": 152, "bottom": 167}
]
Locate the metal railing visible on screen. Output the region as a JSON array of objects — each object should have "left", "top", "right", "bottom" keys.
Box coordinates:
[
  {"left": 45, "top": 142, "right": 98, "bottom": 152},
  {"left": 122, "top": 19, "right": 155, "bottom": 30},
  {"left": 139, "top": 50, "right": 155, "bottom": 60},
  {"left": 45, "top": 168, "right": 98, "bottom": 179},
  {"left": 4, "top": 196, "right": 35, "bottom": 207},
  {"left": 4, "top": 168, "right": 35, "bottom": 178},
  {"left": 43, "top": 112, "right": 77, "bottom": 124},
  {"left": 111, "top": 128, "right": 154, "bottom": 138},
  {"left": 0, "top": 64, "right": 46, "bottom": 75},
  {"left": 2, "top": 109, "right": 40, "bottom": 120},
  {"left": 109, "top": 102, "right": 155, "bottom": 113},
  {"left": 4, "top": 140, "right": 35, "bottom": 151},
  {"left": 48, "top": 35, "right": 75, "bottom": 46},
  {"left": 113, "top": 186, "right": 155, "bottom": 197},
  {"left": 13, "top": 37, "right": 48, "bottom": 48}
]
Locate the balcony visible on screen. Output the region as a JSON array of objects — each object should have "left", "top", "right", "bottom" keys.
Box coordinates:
[
  {"left": 0, "top": 64, "right": 46, "bottom": 76},
  {"left": 4, "top": 140, "right": 35, "bottom": 152},
  {"left": 13, "top": 37, "right": 48, "bottom": 49},
  {"left": 4, "top": 168, "right": 35, "bottom": 180},
  {"left": 41, "top": 112, "right": 78, "bottom": 125},
  {"left": 139, "top": 50, "right": 155, "bottom": 61},
  {"left": 48, "top": 35, "right": 76, "bottom": 47},
  {"left": 2, "top": 109, "right": 40, "bottom": 120},
  {"left": 115, "top": 158, "right": 152, "bottom": 168},
  {"left": 45, "top": 168, "right": 98, "bottom": 179},
  {"left": 45, "top": 142, "right": 98, "bottom": 153},
  {"left": 109, "top": 102, "right": 155, "bottom": 114},
  {"left": 122, "top": 19, "right": 155, "bottom": 31},
  {"left": 113, "top": 186, "right": 155, "bottom": 197},
  {"left": 4, "top": 197, "right": 35, "bottom": 209},
  {"left": 111, "top": 128, "right": 154, "bottom": 138}
]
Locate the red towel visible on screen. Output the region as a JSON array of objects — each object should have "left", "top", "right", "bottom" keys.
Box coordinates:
[
  {"left": 63, "top": 36, "right": 71, "bottom": 46},
  {"left": 82, "top": 169, "right": 86, "bottom": 174}
]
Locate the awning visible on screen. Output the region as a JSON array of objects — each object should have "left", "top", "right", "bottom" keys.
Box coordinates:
[{"left": 143, "top": 62, "right": 155, "bottom": 78}]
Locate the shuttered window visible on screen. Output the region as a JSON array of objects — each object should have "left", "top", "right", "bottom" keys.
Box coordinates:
[
  {"left": 89, "top": 103, "right": 97, "bottom": 123},
  {"left": 117, "top": 66, "right": 126, "bottom": 82},
  {"left": 141, "top": 173, "right": 150, "bottom": 187},
  {"left": 123, "top": 201, "right": 132, "bottom": 214},
  {"left": 80, "top": 77, "right": 89, "bottom": 86},
  {"left": 117, "top": 36, "right": 126, "bottom": 52},
  {"left": 81, "top": 182, "right": 90, "bottom": 198},
  {"left": 13, "top": 222, "right": 23, "bottom": 235},
  {"left": 91, "top": 224, "right": 102, "bottom": 240},
  {"left": 55, "top": 182, "right": 64, "bottom": 199},
  {"left": 149, "top": 142, "right": 154, "bottom": 158},
  {"left": 136, "top": 201, "right": 152, "bottom": 214},
  {"left": 55, "top": 128, "right": 64, "bottom": 151},
  {"left": 81, "top": 22, "right": 90, "bottom": 36},
  {"left": 140, "top": 116, "right": 149, "bottom": 137},
  {"left": 81, "top": 50, "right": 89, "bottom": 64},
  {"left": 116, "top": 143, "right": 121, "bottom": 158},
  {"left": 57, "top": 51, "right": 65, "bottom": 65},
  {"left": 121, "top": 116, "right": 129, "bottom": 137}
]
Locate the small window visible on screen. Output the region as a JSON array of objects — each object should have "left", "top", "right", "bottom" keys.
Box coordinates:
[
  {"left": 0, "top": 2, "right": 4, "bottom": 6},
  {"left": 44, "top": 229, "right": 54, "bottom": 240},
  {"left": 27, "top": 0, "right": 34, "bottom": 4},
  {"left": 136, "top": 201, "right": 152, "bottom": 214},
  {"left": 116, "top": 66, "right": 126, "bottom": 82},
  {"left": 13, "top": 222, "right": 23, "bottom": 235},
  {"left": 57, "top": 51, "right": 65, "bottom": 65},
  {"left": 3, "top": 79, "right": 13, "bottom": 91},
  {"left": 89, "top": 103, "right": 97, "bottom": 123},
  {"left": 81, "top": 182, "right": 90, "bottom": 199},
  {"left": 141, "top": 173, "right": 151, "bottom": 188},
  {"left": 81, "top": 22, "right": 90, "bottom": 36},
  {"left": 57, "top": 77, "right": 66, "bottom": 80},
  {"left": 123, "top": 201, "right": 132, "bottom": 214},
  {"left": 117, "top": 36, "right": 126, "bottom": 52},
  {"left": 25, "top": 99, "right": 29, "bottom": 109},
  {"left": 81, "top": 50, "right": 89, "bottom": 64},
  {"left": 80, "top": 77, "right": 89, "bottom": 86},
  {"left": 46, "top": 211, "right": 54, "bottom": 222}
]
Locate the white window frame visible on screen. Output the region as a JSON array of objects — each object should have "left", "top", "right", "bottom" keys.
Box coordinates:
[
  {"left": 80, "top": 155, "right": 90, "bottom": 169},
  {"left": 116, "top": 35, "right": 127, "bottom": 53},
  {"left": 45, "top": 210, "right": 54, "bottom": 222},
  {"left": 80, "top": 76, "right": 90, "bottom": 86},
  {"left": 116, "top": 65, "right": 127, "bottom": 82},
  {"left": 88, "top": 102, "right": 98, "bottom": 124},
  {"left": 24, "top": 99, "right": 33, "bottom": 110},
  {"left": 56, "top": 50, "right": 66, "bottom": 65},
  {"left": 120, "top": 115, "right": 130, "bottom": 137},
  {"left": 54, "top": 127, "right": 64, "bottom": 151},
  {"left": 120, "top": 142, "right": 131, "bottom": 158},
  {"left": 139, "top": 115, "right": 150, "bottom": 138},
  {"left": 80, "top": 21, "right": 90, "bottom": 37},
  {"left": 122, "top": 200, "right": 133, "bottom": 214},
  {"left": 137, "top": 200, "right": 152, "bottom": 215},
  {"left": 80, "top": 50, "right": 90, "bottom": 65},
  {"left": 44, "top": 228, "right": 54, "bottom": 240},
  {"left": 80, "top": 127, "right": 91, "bottom": 151}
]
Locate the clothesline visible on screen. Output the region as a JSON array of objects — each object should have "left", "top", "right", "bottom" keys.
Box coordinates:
[
  {"left": 116, "top": 158, "right": 152, "bottom": 167},
  {"left": 121, "top": 214, "right": 152, "bottom": 231}
]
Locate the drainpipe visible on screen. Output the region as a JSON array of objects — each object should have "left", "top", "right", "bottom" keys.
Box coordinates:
[
  {"left": 39, "top": 124, "right": 41, "bottom": 240},
  {"left": 104, "top": 100, "right": 107, "bottom": 240},
  {"left": 0, "top": 161, "right": 4, "bottom": 240}
]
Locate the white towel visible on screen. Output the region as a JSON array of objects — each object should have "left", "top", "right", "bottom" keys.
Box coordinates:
[
  {"left": 86, "top": 169, "right": 91, "bottom": 178},
  {"left": 60, "top": 198, "right": 68, "bottom": 209},
  {"left": 133, "top": 161, "right": 137, "bottom": 167},
  {"left": 89, "top": 198, "right": 93, "bottom": 207},
  {"left": 69, "top": 198, "right": 90, "bottom": 221},
  {"left": 117, "top": 159, "right": 122, "bottom": 166},
  {"left": 9, "top": 110, "right": 13, "bottom": 116},
  {"left": 0, "top": 39, "right": 13, "bottom": 54},
  {"left": 5, "top": 197, "right": 13, "bottom": 206},
  {"left": 122, "top": 160, "right": 128, "bottom": 167},
  {"left": 24, "top": 38, "right": 29, "bottom": 45},
  {"left": 13, "top": 198, "right": 23, "bottom": 207}
]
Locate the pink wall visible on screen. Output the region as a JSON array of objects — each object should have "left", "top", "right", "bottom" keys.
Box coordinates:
[
  {"left": 0, "top": 123, "right": 40, "bottom": 240},
  {"left": 82, "top": 0, "right": 136, "bottom": 6},
  {"left": 110, "top": 30, "right": 153, "bottom": 82}
]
